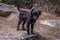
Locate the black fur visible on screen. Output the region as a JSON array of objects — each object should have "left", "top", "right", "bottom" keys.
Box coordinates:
[{"left": 17, "top": 8, "right": 41, "bottom": 35}]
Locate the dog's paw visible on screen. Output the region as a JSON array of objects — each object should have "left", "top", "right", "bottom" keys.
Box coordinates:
[
  {"left": 27, "top": 33, "right": 30, "bottom": 35},
  {"left": 17, "top": 28, "right": 20, "bottom": 31},
  {"left": 22, "top": 28, "right": 26, "bottom": 31},
  {"left": 31, "top": 32, "right": 35, "bottom": 35}
]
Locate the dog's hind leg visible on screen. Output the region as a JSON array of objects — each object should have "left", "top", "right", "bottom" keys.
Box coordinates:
[
  {"left": 17, "top": 19, "right": 22, "bottom": 31},
  {"left": 22, "top": 20, "right": 26, "bottom": 30}
]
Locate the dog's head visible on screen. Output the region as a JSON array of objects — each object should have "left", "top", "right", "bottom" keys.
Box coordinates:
[{"left": 31, "top": 8, "right": 41, "bottom": 21}]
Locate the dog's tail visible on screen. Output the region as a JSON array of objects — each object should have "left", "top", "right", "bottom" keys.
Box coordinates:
[{"left": 14, "top": 0, "right": 21, "bottom": 11}]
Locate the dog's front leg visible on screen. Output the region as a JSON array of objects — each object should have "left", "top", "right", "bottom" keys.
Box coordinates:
[
  {"left": 26, "top": 20, "right": 31, "bottom": 35},
  {"left": 31, "top": 22, "right": 35, "bottom": 34}
]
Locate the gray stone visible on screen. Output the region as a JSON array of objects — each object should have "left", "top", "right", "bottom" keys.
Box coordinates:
[
  {"left": 39, "top": 20, "right": 60, "bottom": 40},
  {"left": 0, "top": 3, "right": 14, "bottom": 17},
  {"left": 21, "top": 32, "right": 46, "bottom": 40},
  {"left": 0, "top": 32, "right": 21, "bottom": 40},
  {"left": 0, "top": 32, "right": 46, "bottom": 40},
  {"left": 40, "top": 20, "right": 60, "bottom": 28}
]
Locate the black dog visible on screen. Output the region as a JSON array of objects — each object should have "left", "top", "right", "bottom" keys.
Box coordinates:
[
  {"left": 15, "top": 0, "right": 41, "bottom": 34},
  {"left": 17, "top": 8, "right": 41, "bottom": 35}
]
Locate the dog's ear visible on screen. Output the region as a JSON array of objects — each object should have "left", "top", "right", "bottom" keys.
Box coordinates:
[{"left": 31, "top": 9, "right": 35, "bottom": 14}]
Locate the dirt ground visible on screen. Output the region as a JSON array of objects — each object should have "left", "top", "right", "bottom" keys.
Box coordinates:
[{"left": 0, "top": 7, "right": 60, "bottom": 40}]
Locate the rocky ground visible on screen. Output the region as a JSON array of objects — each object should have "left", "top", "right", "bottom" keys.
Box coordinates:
[{"left": 0, "top": 7, "right": 60, "bottom": 40}]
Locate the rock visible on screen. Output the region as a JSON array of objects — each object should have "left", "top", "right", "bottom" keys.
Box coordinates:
[
  {"left": 39, "top": 20, "right": 60, "bottom": 40},
  {"left": 0, "top": 32, "right": 21, "bottom": 40},
  {"left": 0, "top": 3, "right": 13, "bottom": 17},
  {"left": 21, "top": 32, "right": 46, "bottom": 40},
  {"left": 0, "top": 32, "right": 46, "bottom": 40},
  {"left": 40, "top": 20, "right": 60, "bottom": 28}
]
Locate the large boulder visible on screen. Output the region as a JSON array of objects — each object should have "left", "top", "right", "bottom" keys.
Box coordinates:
[{"left": 0, "top": 3, "right": 13, "bottom": 17}]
